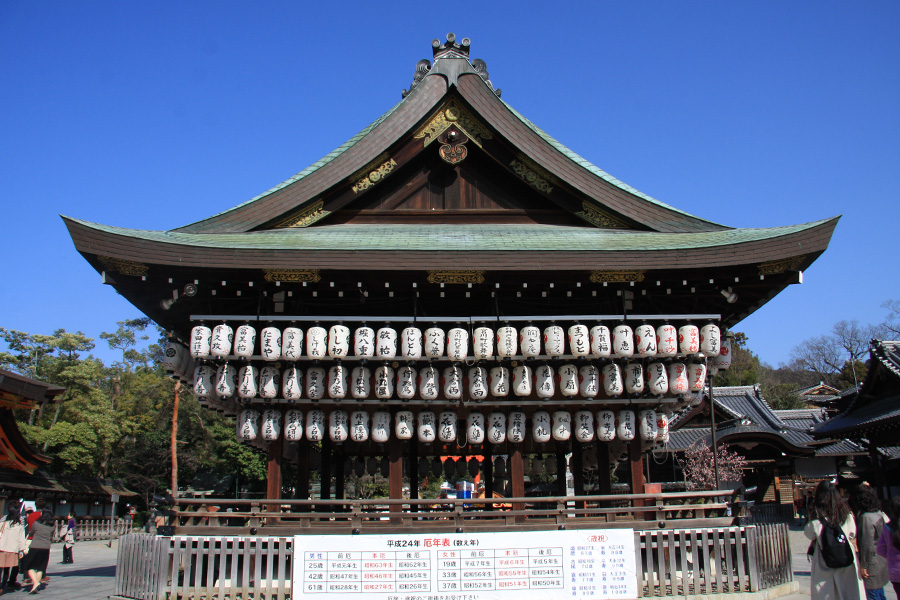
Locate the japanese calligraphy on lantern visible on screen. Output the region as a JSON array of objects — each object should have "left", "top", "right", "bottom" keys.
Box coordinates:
[{"left": 293, "top": 529, "right": 637, "bottom": 600}]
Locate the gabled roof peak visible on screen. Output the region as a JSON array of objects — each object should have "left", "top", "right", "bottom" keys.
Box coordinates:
[{"left": 403, "top": 33, "right": 500, "bottom": 98}]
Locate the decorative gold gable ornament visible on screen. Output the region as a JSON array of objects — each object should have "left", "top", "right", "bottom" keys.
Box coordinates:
[
  {"left": 351, "top": 154, "right": 398, "bottom": 194},
  {"left": 427, "top": 270, "right": 485, "bottom": 284},
  {"left": 415, "top": 100, "right": 492, "bottom": 148},
  {"left": 576, "top": 202, "right": 630, "bottom": 229},
  {"left": 263, "top": 269, "right": 322, "bottom": 283},
  {"left": 589, "top": 270, "right": 646, "bottom": 283},
  {"left": 509, "top": 155, "right": 556, "bottom": 194},
  {"left": 758, "top": 255, "right": 807, "bottom": 275},
  {"left": 272, "top": 200, "right": 330, "bottom": 229}
]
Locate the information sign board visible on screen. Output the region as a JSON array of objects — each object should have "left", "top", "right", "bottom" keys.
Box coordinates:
[{"left": 292, "top": 529, "right": 636, "bottom": 600}]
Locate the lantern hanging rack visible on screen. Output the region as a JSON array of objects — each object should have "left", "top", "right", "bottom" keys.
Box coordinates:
[{"left": 189, "top": 313, "right": 722, "bottom": 323}]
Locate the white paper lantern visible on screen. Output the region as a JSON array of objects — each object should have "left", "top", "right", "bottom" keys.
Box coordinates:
[
  {"left": 590, "top": 325, "right": 612, "bottom": 357},
  {"left": 442, "top": 365, "right": 462, "bottom": 400},
  {"left": 668, "top": 362, "right": 689, "bottom": 395},
  {"left": 237, "top": 365, "right": 259, "bottom": 399},
  {"left": 260, "top": 327, "right": 282, "bottom": 361},
  {"left": 400, "top": 327, "right": 423, "bottom": 359},
  {"left": 679, "top": 324, "right": 700, "bottom": 355},
  {"left": 487, "top": 412, "right": 507, "bottom": 445},
  {"left": 423, "top": 327, "right": 445, "bottom": 358},
  {"left": 656, "top": 411, "right": 671, "bottom": 443},
  {"left": 657, "top": 324, "right": 678, "bottom": 356},
  {"left": 417, "top": 411, "right": 436, "bottom": 443},
  {"left": 396, "top": 366, "right": 417, "bottom": 400},
  {"left": 350, "top": 410, "right": 370, "bottom": 442},
  {"left": 616, "top": 410, "right": 636, "bottom": 441},
  {"left": 354, "top": 327, "right": 375, "bottom": 357},
  {"left": 689, "top": 362, "right": 707, "bottom": 392},
  {"left": 162, "top": 341, "right": 182, "bottom": 373},
  {"left": 233, "top": 325, "right": 256, "bottom": 358},
  {"left": 238, "top": 409, "right": 260, "bottom": 441},
  {"left": 512, "top": 364, "right": 533, "bottom": 396},
  {"left": 210, "top": 324, "right": 233, "bottom": 358},
  {"left": 612, "top": 325, "right": 634, "bottom": 358},
  {"left": 700, "top": 323, "right": 721, "bottom": 356},
  {"left": 282, "top": 366, "right": 303, "bottom": 401},
  {"left": 328, "top": 325, "right": 351, "bottom": 358},
  {"left": 327, "top": 364, "right": 348, "bottom": 399},
  {"left": 418, "top": 365, "right": 439, "bottom": 400},
  {"left": 259, "top": 366, "right": 280, "bottom": 399},
  {"left": 535, "top": 364, "right": 555, "bottom": 398},
  {"left": 466, "top": 412, "right": 485, "bottom": 445},
  {"left": 507, "top": 411, "right": 526, "bottom": 443},
  {"left": 574, "top": 410, "right": 595, "bottom": 442},
  {"left": 638, "top": 410, "right": 658, "bottom": 441},
  {"left": 635, "top": 324, "right": 657, "bottom": 356},
  {"left": 624, "top": 362, "right": 644, "bottom": 395},
  {"left": 306, "top": 326, "right": 327, "bottom": 359},
  {"left": 190, "top": 326, "right": 212, "bottom": 359},
  {"left": 351, "top": 366, "right": 371, "bottom": 399},
  {"left": 543, "top": 325, "right": 565, "bottom": 357},
  {"left": 306, "top": 366, "right": 326, "bottom": 400},
  {"left": 710, "top": 337, "right": 733, "bottom": 371},
  {"left": 374, "top": 365, "right": 395, "bottom": 399},
  {"left": 284, "top": 409, "right": 304, "bottom": 441},
  {"left": 262, "top": 409, "right": 282, "bottom": 441},
  {"left": 489, "top": 366, "right": 509, "bottom": 397},
  {"left": 329, "top": 410, "right": 349, "bottom": 442},
  {"left": 519, "top": 326, "right": 541, "bottom": 357},
  {"left": 437, "top": 411, "right": 457, "bottom": 443},
  {"left": 446, "top": 327, "right": 468, "bottom": 361},
  {"left": 193, "top": 365, "right": 215, "bottom": 398},
  {"left": 215, "top": 364, "right": 237, "bottom": 398},
  {"left": 596, "top": 410, "right": 616, "bottom": 442},
  {"left": 579, "top": 364, "right": 600, "bottom": 397},
  {"left": 567, "top": 324, "right": 590, "bottom": 357},
  {"left": 552, "top": 411, "right": 572, "bottom": 441},
  {"left": 532, "top": 411, "right": 552, "bottom": 443},
  {"left": 496, "top": 325, "right": 517, "bottom": 357},
  {"left": 647, "top": 362, "right": 668, "bottom": 396},
  {"left": 558, "top": 364, "right": 578, "bottom": 397},
  {"left": 306, "top": 410, "right": 325, "bottom": 442},
  {"left": 602, "top": 363, "right": 624, "bottom": 396},
  {"left": 468, "top": 367, "right": 488, "bottom": 401},
  {"left": 473, "top": 326, "right": 494, "bottom": 359},
  {"left": 281, "top": 327, "right": 304, "bottom": 361}
]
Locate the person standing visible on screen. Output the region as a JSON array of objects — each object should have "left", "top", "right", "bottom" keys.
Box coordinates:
[
  {"left": 20, "top": 510, "right": 53, "bottom": 595},
  {"left": 61, "top": 511, "right": 76, "bottom": 564},
  {"left": 850, "top": 485, "right": 889, "bottom": 600},
  {"left": 805, "top": 481, "right": 866, "bottom": 600},
  {"left": 876, "top": 497, "right": 900, "bottom": 599},
  {"left": 0, "top": 505, "right": 27, "bottom": 592}
]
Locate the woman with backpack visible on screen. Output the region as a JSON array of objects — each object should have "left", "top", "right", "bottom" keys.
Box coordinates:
[
  {"left": 876, "top": 496, "right": 900, "bottom": 598},
  {"left": 805, "top": 481, "right": 865, "bottom": 600},
  {"left": 850, "top": 485, "right": 888, "bottom": 600}
]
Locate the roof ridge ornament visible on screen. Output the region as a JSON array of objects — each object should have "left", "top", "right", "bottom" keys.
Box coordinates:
[{"left": 403, "top": 34, "right": 500, "bottom": 98}]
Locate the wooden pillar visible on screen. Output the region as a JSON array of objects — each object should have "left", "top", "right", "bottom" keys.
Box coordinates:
[
  {"left": 597, "top": 443, "right": 611, "bottom": 496},
  {"left": 556, "top": 442, "right": 568, "bottom": 496},
  {"left": 483, "top": 445, "right": 494, "bottom": 508},
  {"left": 334, "top": 448, "right": 345, "bottom": 501},
  {"left": 629, "top": 437, "right": 645, "bottom": 509},
  {"left": 572, "top": 442, "right": 585, "bottom": 510},
  {"left": 296, "top": 439, "right": 310, "bottom": 500},
  {"left": 409, "top": 440, "right": 420, "bottom": 510},
  {"left": 389, "top": 436, "right": 403, "bottom": 522},
  {"left": 266, "top": 436, "right": 283, "bottom": 517},
  {"left": 320, "top": 436, "right": 332, "bottom": 501},
  {"left": 509, "top": 444, "right": 525, "bottom": 522}
]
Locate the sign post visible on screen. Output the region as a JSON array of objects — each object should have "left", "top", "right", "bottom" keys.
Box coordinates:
[{"left": 108, "top": 493, "right": 119, "bottom": 547}]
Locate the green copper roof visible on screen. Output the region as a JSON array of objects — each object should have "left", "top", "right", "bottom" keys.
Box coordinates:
[{"left": 68, "top": 218, "right": 834, "bottom": 253}]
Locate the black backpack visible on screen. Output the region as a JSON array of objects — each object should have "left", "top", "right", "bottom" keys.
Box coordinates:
[{"left": 818, "top": 520, "right": 854, "bottom": 568}]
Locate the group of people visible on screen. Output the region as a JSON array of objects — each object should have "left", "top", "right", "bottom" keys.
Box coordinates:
[
  {"left": 805, "top": 481, "right": 900, "bottom": 600},
  {"left": 0, "top": 498, "right": 76, "bottom": 595}
]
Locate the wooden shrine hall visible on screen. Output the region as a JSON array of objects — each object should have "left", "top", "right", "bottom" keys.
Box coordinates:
[{"left": 65, "top": 33, "right": 837, "bottom": 530}]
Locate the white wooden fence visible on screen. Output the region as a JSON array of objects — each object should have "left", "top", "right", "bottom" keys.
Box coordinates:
[
  {"left": 54, "top": 517, "right": 134, "bottom": 541},
  {"left": 115, "top": 524, "right": 792, "bottom": 600}
]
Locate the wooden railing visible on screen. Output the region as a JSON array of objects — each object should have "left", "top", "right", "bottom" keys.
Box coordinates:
[
  {"left": 167, "top": 490, "right": 735, "bottom": 535},
  {"left": 53, "top": 516, "right": 134, "bottom": 541},
  {"left": 115, "top": 523, "right": 792, "bottom": 600}
]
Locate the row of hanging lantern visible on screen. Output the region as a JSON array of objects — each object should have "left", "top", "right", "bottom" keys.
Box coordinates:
[
  {"left": 235, "top": 407, "right": 672, "bottom": 446},
  {"left": 188, "top": 321, "right": 725, "bottom": 362},
  {"left": 190, "top": 357, "right": 730, "bottom": 402}
]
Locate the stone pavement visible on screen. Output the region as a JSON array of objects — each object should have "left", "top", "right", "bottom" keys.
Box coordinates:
[{"left": 1, "top": 526, "right": 896, "bottom": 600}]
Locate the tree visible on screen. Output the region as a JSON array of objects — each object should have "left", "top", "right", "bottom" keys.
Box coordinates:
[
  {"left": 789, "top": 320, "right": 881, "bottom": 388},
  {"left": 712, "top": 332, "right": 761, "bottom": 387},
  {"left": 881, "top": 299, "right": 900, "bottom": 337},
  {"left": 678, "top": 441, "right": 747, "bottom": 490}
]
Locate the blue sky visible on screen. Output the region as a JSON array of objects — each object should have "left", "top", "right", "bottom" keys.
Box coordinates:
[{"left": 1, "top": 1, "right": 898, "bottom": 367}]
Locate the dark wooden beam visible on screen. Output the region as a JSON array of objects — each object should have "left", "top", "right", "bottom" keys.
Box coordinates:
[
  {"left": 629, "top": 437, "right": 645, "bottom": 508},
  {"left": 389, "top": 436, "right": 403, "bottom": 523},
  {"left": 509, "top": 444, "right": 525, "bottom": 522},
  {"left": 266, "top": 436, "right": 283, "bottom": 517}
]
